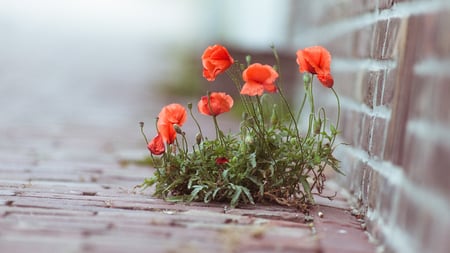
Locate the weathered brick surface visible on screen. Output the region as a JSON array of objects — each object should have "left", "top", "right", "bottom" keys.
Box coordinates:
[
  {"left": 0, "top": 128, "right": 376, "bottom": 252},
  {"left": 289, "top": 1, "right": 450, "bottom": 252}
]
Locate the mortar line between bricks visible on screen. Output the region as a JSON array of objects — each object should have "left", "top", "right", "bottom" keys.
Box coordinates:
[
  {"left": 337, "top": 142, "right": 450, "bottom": 223},
  {"left": 323, "top": 92, "right": 392, "bottom": 119},
  {"left": 294, "top": 0, "right": 450, "bottom": 46},
  {"left": 407, "top": 118, "right": 450, "bottom": 148},
  {"left": 414, "top": 58, "right": 450, "bottom": 77}
]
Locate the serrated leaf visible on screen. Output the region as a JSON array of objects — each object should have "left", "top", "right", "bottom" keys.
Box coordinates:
[
  {"left": 230, "top": 186, "right": 242, "bottom": 208},
  {"left": 188, "top": 185, "right": 206, "bottom": 202}
]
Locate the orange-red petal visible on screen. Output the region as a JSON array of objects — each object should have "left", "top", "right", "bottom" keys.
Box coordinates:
[
  {"left": 158, "top": 103, "right": 187, "bottom": 126},
  {"left": 148, "top": 134, "right": 165, "bottom": 155},
  {"left": 317, "top": 73, "right": 334, "bottom": 88},
  {"left": 241, "top": 63, "right": 278, "bottom": 96},
  {"left": 296, "top": 46, "right": 334, "bottom": 88},
  {"left": 157, "top": 103, "right": 187, "bottom": 144},
  {"left": 198, "top": 92, "right": 234, "bottom": 116},
  {"left": 240, "top": 82, "right": 265, "bottom": 96},
  {"left": 202, "top": 45, "right": 234, "bottom": 81},
  {"left": 157, "top": 122, "right": 177, "bottom": 144}
]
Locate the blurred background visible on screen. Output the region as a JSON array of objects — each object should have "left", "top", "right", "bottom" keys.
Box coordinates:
[{"left": 0, "top": 0, "right": 293, "bottom": 129}]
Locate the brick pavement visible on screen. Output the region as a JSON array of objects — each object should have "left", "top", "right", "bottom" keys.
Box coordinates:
[{"left": 0, "top": 122, "right": 377, "bottom": 253}]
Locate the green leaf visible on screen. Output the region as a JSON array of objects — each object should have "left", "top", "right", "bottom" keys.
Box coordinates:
[
  {"left": 248, "top": 152, "right": 257, "bottom": 169},
  {"left": 330, "top": 124, "right": 337, "bottom": 135},
  {"left": 230, "top": 186, "right": 242, "bottom": 208},
  {"left": 188, "top": 185, "right": 206, "bottom": 202},
  {"left": 299, "top": 176, "right": 314, "bottom": 204},
  {"left": 331, "top": 164, "right": 345, "bottom": 175},
  {"left": 241, "top": 186, "right": 255, "bottom": 204},
  {"left": 204, "top": 190, "right": 213, "bottom": 203},
  {"left": 222, "top": 169, "right": 230, "bottom": 182},
  {"left": 212, "top": 187, "right": 221, "bottom": 199}
]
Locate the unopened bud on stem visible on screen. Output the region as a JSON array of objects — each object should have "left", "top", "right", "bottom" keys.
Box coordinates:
[
  {"left": 173, "top": 124, "right": 183, "bottom": 135},
  {"left": 303, "top": 73, "right": 311, "bottom": 84},
  {"left": 195, "top": 133, "right": 203, "bottom": 145}
]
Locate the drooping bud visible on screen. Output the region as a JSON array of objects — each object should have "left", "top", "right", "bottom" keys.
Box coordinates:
[
  {"left": 187, "top": 102, "right": 193, "bottom": 110},
  {"left": 195, "top": 132, "right": 203, "bottom": 145},
  {"left": 173, "top": 124, "right": 183, "bottom": 135},
  {"left": 314, "top": 119, "right": 322, "bottom": 135}
]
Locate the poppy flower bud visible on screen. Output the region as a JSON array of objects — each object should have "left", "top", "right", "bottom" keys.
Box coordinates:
[
  {"left": 314, "top": 119, "right": 322, "bottom": 135},
  {"left": 245, "top": 55, "right": 252, "bottom": 66},
  {"left": 173, "top": 124, "right": 183, "bottom": 135},
  {"left": 303, "top": 73, "right": 311, "bottom": 84},
  {"left": 195, "top": 132, "right": 203, "bottom": 145},
  {"left": 187, "top": 102, "right": 193, "bottom": 110}
]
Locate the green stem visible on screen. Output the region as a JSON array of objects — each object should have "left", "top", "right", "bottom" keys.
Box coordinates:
[
  {"left": 271, "top": 45, "right": 300, "bottom": 138},
  {"left": 256, "top": 95, "right": 266, "bottom": 128},
  {"left": 139, "top": 122, "right": 149, "bottom": 144},
  {"left": 331, "top": 87, "right": 341, "bottom": 145},
  {"left": 296, "top": 93, "right": 307, "bottom": 123},
  {"left": 305, "top": 74, "right": 315, "bottom": 139},
  {"left": 188, "top": 105, "right": 203, "bottom": 141},
  {"left": 212, "top": 115, "right": 222, "bottom": 141}
]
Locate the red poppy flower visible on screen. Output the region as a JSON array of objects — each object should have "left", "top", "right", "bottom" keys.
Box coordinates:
[
  {"left": 198, "top": 92, "right": 234, "bottom": 116},
  {"left": 202, "top": 44, "right": 234, "bottom": 81},
  {"left": 296, "top": 46, "right": 334, "bottom": 88},
  {"left": 148, "top": 134, "right": 165, "bottom": 155},
  {"left": 215, "top": 157, "right": 229, "bottom": 165},
  {"left": 157, "top": 103, "right": 187, "bottom": 144},
  {"left": 240, "top": 63, "right": 278, "bottom": 96}
]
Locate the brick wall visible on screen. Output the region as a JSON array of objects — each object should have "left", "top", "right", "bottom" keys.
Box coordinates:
[{"left": 287, "top": 1, "right": 450, "bottom": 252}]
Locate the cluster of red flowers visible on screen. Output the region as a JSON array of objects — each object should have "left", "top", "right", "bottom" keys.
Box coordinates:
[
  {"left": 147, "top": 103, "right": 187, "bottom": 155},
  {"left": 148, "top": 44, "right": 334, "bottom": 155}
]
